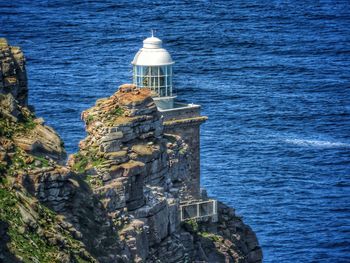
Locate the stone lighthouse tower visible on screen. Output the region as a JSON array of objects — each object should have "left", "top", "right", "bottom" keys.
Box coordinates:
[{"left": 132, "top": 34, "right": 207, "bottom": 200}]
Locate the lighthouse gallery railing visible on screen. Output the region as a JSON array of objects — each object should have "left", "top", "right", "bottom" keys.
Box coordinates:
[{"left": 180, "top": 199, "right": 218, "bottom": 222}]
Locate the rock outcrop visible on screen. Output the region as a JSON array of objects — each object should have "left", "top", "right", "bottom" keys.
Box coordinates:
[
  {"left": 0, "top": 39, "right": 262, "bottom": 263},
  {"left": 0, "top": 38, "right": 27, "bottom": 106},
  {"left": 0, "top": 39, "right": 65, "bottom": 163},
  {"left": 67, "top": 84, "right": 192, "bottom": 261}
]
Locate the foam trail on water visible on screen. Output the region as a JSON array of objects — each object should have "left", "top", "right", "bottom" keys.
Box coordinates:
[{"left": 285, "top": 139, "right": 350, "bottom": 148}]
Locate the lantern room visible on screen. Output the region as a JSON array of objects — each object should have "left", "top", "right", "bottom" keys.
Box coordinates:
[{"left": 131, "top": 35, "right": 174, "bottom": 103}]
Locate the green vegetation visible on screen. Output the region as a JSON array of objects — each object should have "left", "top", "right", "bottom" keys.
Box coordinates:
[
  {"left": 199, "top": 231, "right": 221, "bottom": 242},
  {"left": 5, "top": 148, "right": 50, "bottom": 177},
  {"left": 179, "top": 146, "right": 187, "bottom": 155},
  {"left": 0, "top": 110, "right": 36, "bottom": 139},
  {"left": 33, "top": 156, "right": 50, "bottom": 167},
  {"left": 111, "top": 107, "right": 124, "bottom": 117},
  {"left": 21, "top": 115, "right": 36, "bottom": 131},
  {"left": 91, "top": 158, "right": 104, "bottom": 167},
  {"left": 71, "top": 149, "right": 105, "bottom": 174},
  {"left": 0, "top": 187, "right": 94, "bottom": 263},
  {"left": 0, "top": 175, "right": 8, "bottom": 185},
  {"left": 0, "top": 188, "right": 60, "bottom": 262},
  {"left": 86, "top": 115, "right": 94, "bottom": 125},
  {"left": 0, "top": 118, "right": 15, "bottom": 138},
  {"left": 72, "top": 152, "right": 89, "bottom": 174},
  {"left": 183, "top": 218, "right": 199, "bottom": 232},
  {"left": 182, "top": 219, "right": 222, "bottom": 243},
  {"left": 9, "top": 150, "right": 25, "bottom": 170}
]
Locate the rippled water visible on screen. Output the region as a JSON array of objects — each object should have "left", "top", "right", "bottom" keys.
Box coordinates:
[{"left": 2, "top": 1, "right": 350, "bottom": 262}]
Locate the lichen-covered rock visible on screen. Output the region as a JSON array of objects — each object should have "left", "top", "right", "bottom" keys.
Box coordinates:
[
  {"left": 0, "top": 93, "right": 66, "bottom": 164},
  {"left": 13, "top": 123, "right": 66, "bottom": 163},
  {"left": 0, "top": 38, "right": 27, "bottom": 106},
  {"left": 180, "top": 202, "right": 263, "bottom": 263},
  {"left": 120, "top": 219, "right": 149, "bottom": 262}
]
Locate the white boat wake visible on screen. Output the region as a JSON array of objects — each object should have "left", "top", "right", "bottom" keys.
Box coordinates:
[{"left": 285, "top": 139, "right": 350, "bottom": 148}]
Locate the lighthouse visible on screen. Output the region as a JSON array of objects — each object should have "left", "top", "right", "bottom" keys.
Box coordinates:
[{"left": 132, "top": 34, "right": 217, "bottom": 222}]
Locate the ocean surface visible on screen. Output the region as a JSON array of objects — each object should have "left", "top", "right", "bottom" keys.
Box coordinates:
[{"left": 1, "top": 0, "right": 350, "bottom": 262}]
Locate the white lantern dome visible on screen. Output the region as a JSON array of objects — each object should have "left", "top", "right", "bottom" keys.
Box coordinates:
[
  {"left": 131, "top": 34, "right": 175, "bottom": 108},
  {"left": 132, "top": 36, "right": 174, "bottom": 66}
]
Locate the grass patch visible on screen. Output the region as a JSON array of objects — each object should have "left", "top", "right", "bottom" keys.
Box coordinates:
[
  {"left": 183, "top": 218, "right": 199, "bottom": 233},
  {"left": 0, "top": 188, "right": 60, "bottom": 262},
  {"left": 0, "top": 170, "right": 7, "bottom": 184},
  {"left": 0, "top": 119, "right": 14, "bottom": 138},
  {"left": 91, "top": 158, "right": 104, "bottom": 167},
  {"left": 0, "top": 113, "right": 36, "bottom": 139},
  {"left": 182, "top": 220, "right": 222, "bottom": 243},
  {"left": 199, "top": 231, "right": 222, "bottom": 242},
  {"left": 0, "top": 188, "right": 96, "bottom": 262},
  {"left": 21, "top": 116, "right": 36, "bottom": 131},
  {"left": 86, "top": 115, "right": 94, "bottom": 125},
  {"left": 179, "top": 147, "right": 187, "bottom": 155},
  {"left": 33, "top": 156, "right": 50, "bottom": 167},
  {"left": 111, "top": 107, "right": 124, "bottom": 117},
  {"left": 73, "top": 152, "right": 105, "bottom": 187},
  {"left": 72, "top": 150, "right": 105, "bottom": 174},
  {"left": 6, "top": 149, "right": 50, "bottom": 177},
  {"left": 72, "top": 153, "right": 89, "bottom": 174}
]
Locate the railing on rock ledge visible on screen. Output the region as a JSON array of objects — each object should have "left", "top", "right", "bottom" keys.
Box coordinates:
[{"left": 180, "top": 199, "right": 218, "bottom": 222}]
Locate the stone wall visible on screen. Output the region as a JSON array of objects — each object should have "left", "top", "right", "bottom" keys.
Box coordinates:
[
  {"left": 160, "top": 103, "right": 201, "bottom": 121},
  {"left": 162, "top": 106, "right": 207, "bottom": 199}
]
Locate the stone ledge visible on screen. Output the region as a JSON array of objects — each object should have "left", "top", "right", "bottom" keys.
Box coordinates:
[{"left": 163, "top": 116, "right": 208, "bottom": 128}]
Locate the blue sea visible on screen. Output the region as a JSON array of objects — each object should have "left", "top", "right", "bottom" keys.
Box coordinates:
[{"left": 1, "top": 1, "right": 350, "bottom": 262}]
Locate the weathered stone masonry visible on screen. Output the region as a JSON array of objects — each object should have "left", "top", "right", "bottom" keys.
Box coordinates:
[{"left": 160, "top": 103, "right": 207, "bottom": 199}]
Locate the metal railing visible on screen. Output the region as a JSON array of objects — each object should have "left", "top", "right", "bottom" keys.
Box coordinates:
[{"left": 180, "top": 199, "right": 218, "bottom": 222}]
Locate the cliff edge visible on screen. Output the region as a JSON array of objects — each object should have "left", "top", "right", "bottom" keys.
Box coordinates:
[{"left": 0, "top": 39, "right": 262, "bottom": 263}]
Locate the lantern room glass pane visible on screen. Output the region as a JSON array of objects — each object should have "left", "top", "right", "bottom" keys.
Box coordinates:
[{"left": 133, "top": 65, "right": 173, "bottom": 97}]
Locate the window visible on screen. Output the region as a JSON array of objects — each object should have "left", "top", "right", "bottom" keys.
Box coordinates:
[{"left": 133, "top": 65, "right": 173, "bottom": 97}]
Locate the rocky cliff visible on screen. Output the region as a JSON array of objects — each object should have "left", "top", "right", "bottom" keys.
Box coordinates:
[{"left": 0, "top": 39, "right": 262, "bottom": 263}]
